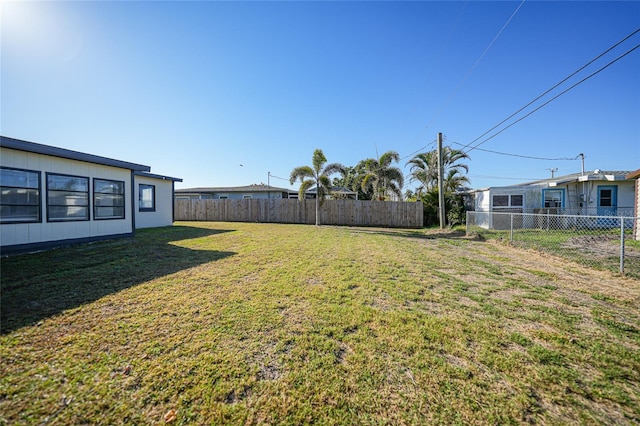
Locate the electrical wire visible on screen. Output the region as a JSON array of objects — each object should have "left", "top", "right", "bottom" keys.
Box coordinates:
[
  {"left": 449, "top": 140, "right": 580, "bottom": 161},
  {"left": 467, "top": 173, "right": 543, "bottom": 181},
  {"left": 268, "top": 173, "right": 289, "bottom": 181},
  {"left": 424, "top": 0, "right": 526, "bottom": 131},
  {"left": 460, "top": 28, "right": 640, "bottom": 151},
  {"left": 464, "top": 42, "right": 640, "bottom": 154}
]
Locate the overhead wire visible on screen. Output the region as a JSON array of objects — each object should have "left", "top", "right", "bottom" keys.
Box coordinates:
[
  {"left": 467, "top": 174, "right": 543, "bottom": 181},
  {"left": 268, "top": 173, "right": 289, "bottom": 181},
  {"left": 464, "top": 41, "right": 640, "bottom": 154},
  {"left": 448, "top": 139, "right": 580, "bottom": 161},
  {"left": 424, "top": 0, "right": 526, "bottom": 131}
]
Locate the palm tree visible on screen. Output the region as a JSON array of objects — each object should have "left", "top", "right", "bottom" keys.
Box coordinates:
[
  {"left": 290, "top": 149, "right": 345, "bottom": 226},
  {"left": 407, "top": 147, "right": 470, "bottom": 195},
  {"left": 357, "top": 151, "right": 404, "bottom": 201},
  {"left": 406, "top": 151, "right": 438, "bottom": 195},
  {"left": 407, "top": 147, "right": 470, "bottom": 226},
  {"left": 443, "top": 168, "right": 470, "bottom": 193}
]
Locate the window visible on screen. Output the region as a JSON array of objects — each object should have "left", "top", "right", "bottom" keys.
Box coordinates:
[
  {"left": 492, "top": 194, "right": 523, "bottom": 208},
  {"left": 47, "top": 173, "right": 89, "bottom": 221},
  {"left": 94, "top": 179, "right": 125, "bottom": 219},
  {"left": 0, "top": 167, "right": 41, "bottom": 223},
  {"left": 492, "top": 195, "right": 509, "bottom": 207},
  {"left": 543, "top": 189, "right": 563, "bottom": 208},
  {"left": 139, "top": 184, "right": 155, "bottom": 211},
  {"left": 599, "top": 189, "right": 612, "bottom": 207}
]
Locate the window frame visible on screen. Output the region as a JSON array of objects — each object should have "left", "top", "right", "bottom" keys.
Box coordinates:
[
  {"left": 510, "top": 194, "right": 523, "bottom": 207},
  {"left": 542, "top": 189, "right": 564, "bottom": 208},
  {"left": 93, "top": 178, "right": 125, "bottom": 220},
  {"left": 492, "top": 194, "right": 524, "bottom": 209},
  {"left": 46, "top": 172, "right": 90, "bottom": 222},
  {"left": 139, "top": 184, "right": 156, "bottom": 212},
  {"left": 492, "top": 195, "right": 509, "bottom": 207},
  {"left": 0, "top": 166, "right": 42, "bottom": 224}
]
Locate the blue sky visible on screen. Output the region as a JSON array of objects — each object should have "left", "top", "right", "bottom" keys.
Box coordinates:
[{"left": 2, "top": 1, "right": 639, "bottom": 192}]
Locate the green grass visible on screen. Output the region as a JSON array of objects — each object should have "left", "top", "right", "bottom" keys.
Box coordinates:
[
  {"left": 2, "top": 222, "right": 639, "bottom": 425},
  {"left": 469, "top": 226, "right": 640, "bottom": 279}
]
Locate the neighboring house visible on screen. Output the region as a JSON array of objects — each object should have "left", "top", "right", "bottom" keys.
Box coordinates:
[
  {"left": 467, "top": 170, "right": 635, "bottom": 229},
  {"left": 305, "top": 186, "right": 359, "bottom": 200},
  {"left": 175, "top": 184, "right": 294, "bottom": 200},
  {"left": 627, "top": 168, "right": 640, "bottom": 240},
  {"left": 0, "top": 136, "right": 181, "bottom": 254}
]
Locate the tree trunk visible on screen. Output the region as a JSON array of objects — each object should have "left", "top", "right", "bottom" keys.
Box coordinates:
[{"left": 315, "top": 194, "right": 320, "bottom": 226}]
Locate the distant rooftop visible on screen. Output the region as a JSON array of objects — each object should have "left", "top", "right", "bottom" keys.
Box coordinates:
[{"left": 176, "top": 184, "right": 294, "bottom": 193}]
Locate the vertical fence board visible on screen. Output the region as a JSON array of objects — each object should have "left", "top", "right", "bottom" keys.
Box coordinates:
[{"left": 175, "top": 199, "right": 422, "bottom": 228}]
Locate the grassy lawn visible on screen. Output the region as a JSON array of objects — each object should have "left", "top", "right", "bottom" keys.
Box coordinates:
[
  {"left": 467, "top": 226, "right": 640, "bottom": 279},
  {"left": 1, "top": 222, "right": 639, "bottom": 425}
]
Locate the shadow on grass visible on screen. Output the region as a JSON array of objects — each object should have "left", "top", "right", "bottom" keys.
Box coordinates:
[
  {"left": 345, "top": 226, "right": 468, "bottom": 240},
  {"left": 1, "top": 226, "right": 235, "bottom": 334}
]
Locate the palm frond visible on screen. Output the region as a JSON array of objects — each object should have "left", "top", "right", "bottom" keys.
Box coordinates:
[{"left": 290, "top": 166, "right": 315, "bottom": 185}]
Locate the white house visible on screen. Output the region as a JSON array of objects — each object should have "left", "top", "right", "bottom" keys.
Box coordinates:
[
  {"left": 470, "top": 171, "right": 635, "bottom": 215},
  {"left": 1, "top": 136, "right": 181, "bottom": 254},
  {"left": 467, "top": 170, "right": 635, "bottom": 229}
]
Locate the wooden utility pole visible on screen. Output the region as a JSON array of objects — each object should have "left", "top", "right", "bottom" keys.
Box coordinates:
[{"left": 437, "top": 132, "right": 445, "bottom": 229}]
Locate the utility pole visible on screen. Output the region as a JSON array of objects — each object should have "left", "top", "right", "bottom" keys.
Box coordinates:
[
  {"left": 547, "top": 168, "right": 558, "bottom": 178},
  {"left": 437, "top": 132, "right": 445, "bottom": 229},
  {"left": 268, "top": 172, "right": 271, "bottom": 199}
]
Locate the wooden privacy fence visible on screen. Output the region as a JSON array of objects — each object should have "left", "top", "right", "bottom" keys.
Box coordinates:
[{"left": 175, "top": 199, "right": 423, "bottom": 228}]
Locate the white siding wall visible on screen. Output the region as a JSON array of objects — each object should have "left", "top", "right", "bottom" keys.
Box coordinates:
[
  {"left": 134, "top": 176, "right": 175, "bottom": 229},
  {"left": 474, "top": 187, "right": 542, "bottom": 212},
  {"left": 474, "top": 190, "right": 490, "bottom": 212},
  {"left": 635, "top": 179, "right": 640, "bottom": 240},
  {"left": 1, "top": 148, "right": 133, "bottom": 247},
  {"left": 614, "top": 181, "right": 636, "bottom": 211},
  {"left": 563, "top": 181, "right": 635, "bottom": 214}
]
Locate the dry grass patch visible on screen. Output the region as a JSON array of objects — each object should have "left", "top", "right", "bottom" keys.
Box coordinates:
[{"left": 1, "top": 222, "right": 639, "bottom": 425}]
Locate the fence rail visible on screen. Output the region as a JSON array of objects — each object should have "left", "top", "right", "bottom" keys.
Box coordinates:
[
  {"left": 466, "top": 211, "right": 640, "bottom": 277},
  {"left": 175, "top": 199, "right": 423, "bottom": 228}
]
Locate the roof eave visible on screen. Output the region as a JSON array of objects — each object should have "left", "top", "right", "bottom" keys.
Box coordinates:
[
  {"left": 134, "top": 171, "right": 183, "bottom": 182},
  {"left": 1, "top": 136, "right": 151, "bottom": 172}
]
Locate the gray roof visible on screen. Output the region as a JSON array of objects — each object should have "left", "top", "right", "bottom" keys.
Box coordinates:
[
  {"left": 468, "top": 171, "right": 632, "bottom": 192},
  {"left": 1, "top": 136, "right": 151, "bottom": 172},
  {"left": 307, "top": 186, "right": 358, "bottom": 194},
  {"left": 176, "top": 184, "right": 293, "bottom": 193},
  {"left": 548, "top": 170, "right": 631, "bottom": 186}
]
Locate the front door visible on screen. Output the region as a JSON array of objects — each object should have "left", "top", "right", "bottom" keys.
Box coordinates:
[{"left": 597, "top": 185, "right": 617, "bottom": 216}]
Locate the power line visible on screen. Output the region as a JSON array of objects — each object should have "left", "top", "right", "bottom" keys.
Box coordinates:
[
  {"left": 465, "top": 42, "right": 640, "bottom": 153},
  {"left": 449, "top": 140, "right": 580, "bottom": 161},
  {"left": 268, "top": 173, "right": 289, "bottom": 181},
  {"left": 424, "top": 0, "right": 526, "bottom": 131},
  {"left": 460, "top": 28, "right": 640, "bottom": 152},
  {"left": 400, "top": 142, "right": 435, "bottom": 163},
  {"left": 467, "top": 173, "right": 543, "bottom": 181}
]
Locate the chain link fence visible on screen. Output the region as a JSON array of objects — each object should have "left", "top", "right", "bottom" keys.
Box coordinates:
[{"left": 466, "top": 211, "right": 640, "bottom": 278}]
